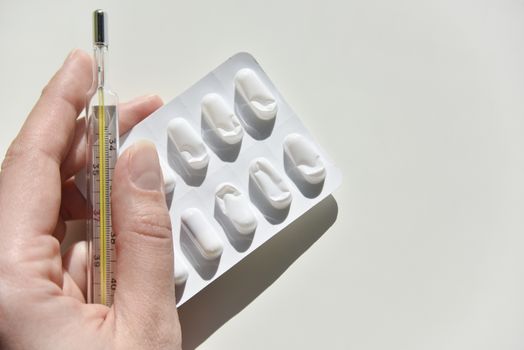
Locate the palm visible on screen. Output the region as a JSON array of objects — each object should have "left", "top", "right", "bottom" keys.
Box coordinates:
[{"left": 0, "top": 51, "right": 180, "bottom": 349}]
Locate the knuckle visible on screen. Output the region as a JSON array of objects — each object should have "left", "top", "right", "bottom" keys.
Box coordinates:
[
  {"left": 1, "top": 138, "right": 23, "bottom": 172},
  {"left": 1, "top": 135, "right": 49, "bottom": 173},
  {"left": 126, "top": 208, "right": 172, "bottom": 241},
  {"left": 40, "top": 82, "right": 50, "bottom": 97},
  {"left": 118, "top": 304, "right": 181, "bottom": 350}
]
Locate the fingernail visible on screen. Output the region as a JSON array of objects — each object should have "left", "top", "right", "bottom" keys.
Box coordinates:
[
  {"left": 64, "top": 49, "right": 80, "bottom": 64},
  {"left": 129, "top": 141, "right": 163, "bottom": 191},
  {"left": 142, "top": 94, "right": 159, "bottom": 101},
  {"left": 141, "top": 94, "right": 163, "bottom": 105}
]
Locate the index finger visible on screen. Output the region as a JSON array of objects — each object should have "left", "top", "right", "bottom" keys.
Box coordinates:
[{"left": 0, "top": 49, "right": 92, "bottom": 252}]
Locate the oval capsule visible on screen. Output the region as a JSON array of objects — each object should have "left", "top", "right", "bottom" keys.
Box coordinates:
[
  {"left": 249, "top": 158, "right": 292, "bottom": 210},
  {"left": 167, "top": 118, "right": 209, "bottom": 170},
  {"left": 234, "top": 68, "right": 278, "bottom": 121},
  {"left": 201, "top": 93, "right": 243, "bottom": 146},
  {"left": 181, "top": 208, "right": 223, "bottom": 260},
  {"left": 283, "top": 133, "right": 326, "bottom": 185},
  {"left": 174, "top": 254, "right": 189, "bottom": 285},
  {"left": 215, "top": 183, "right": 257, "bottom": 235}
]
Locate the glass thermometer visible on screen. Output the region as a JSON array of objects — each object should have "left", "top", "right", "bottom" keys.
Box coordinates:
[{"left": 86, "top": 9, "right": 118, "bottom": 306}]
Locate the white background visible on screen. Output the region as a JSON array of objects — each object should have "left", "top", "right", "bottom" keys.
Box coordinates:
[{"left": 1, "top": 1, "right": 524, "bottom": 349}]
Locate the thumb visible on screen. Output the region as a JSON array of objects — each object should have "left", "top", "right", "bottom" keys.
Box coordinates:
[{"left": 111, "top": 140, "right": 180, "bottom": 347}]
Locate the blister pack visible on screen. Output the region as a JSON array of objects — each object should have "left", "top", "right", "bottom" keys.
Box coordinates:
[{"left": 83, "top": 52, "right": 342, "bottom": 305}]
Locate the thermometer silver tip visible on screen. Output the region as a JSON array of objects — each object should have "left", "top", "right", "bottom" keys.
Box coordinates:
[{"left": 93, "top": 9, "right": 108, "bottom": 46}]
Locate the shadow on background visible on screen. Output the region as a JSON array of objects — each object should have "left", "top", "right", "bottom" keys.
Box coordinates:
[{"left": 177, "top": 194, "right": 339, "bottom": 350}]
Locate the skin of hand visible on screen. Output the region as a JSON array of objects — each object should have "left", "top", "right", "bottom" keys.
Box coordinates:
[{"left": 0, "top": 50, "right": 182, "bottom": 349}]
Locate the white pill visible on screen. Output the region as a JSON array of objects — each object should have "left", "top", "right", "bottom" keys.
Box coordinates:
[
  {"left": 174, "top": 254, "right": 189, "bottom": 285},
  {"left": 283, "top": 133, "right": 326, "bottom": 185},
  {"left": 234, "top": 68, "right": 278, "bottom": 121},
  {"left": 249, "top": 158, "right": 292, "bottom": 210},
  {"left": 201, "top": 93, "right": 243, "bottom": 145},
  {"left": 215, "top": 183, "right": 257, "bottom": 235},
  {"left": 167, "top": 118, "right": 209, "bottom": 170},
  {"left": 181, "top": 208, "right": 223, "bottom": 260},
  {"left": 159, "top": 157, "right": 176, "bottom": 193}
]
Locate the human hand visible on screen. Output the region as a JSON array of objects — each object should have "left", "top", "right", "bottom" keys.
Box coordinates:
[{"left": 0, "top": 50, "right": 181, "bottom": 349}]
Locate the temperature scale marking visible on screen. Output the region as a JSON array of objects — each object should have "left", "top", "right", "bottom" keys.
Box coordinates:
[{"left": 97, "top": 88, "right": 107, "bottom": 306}]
